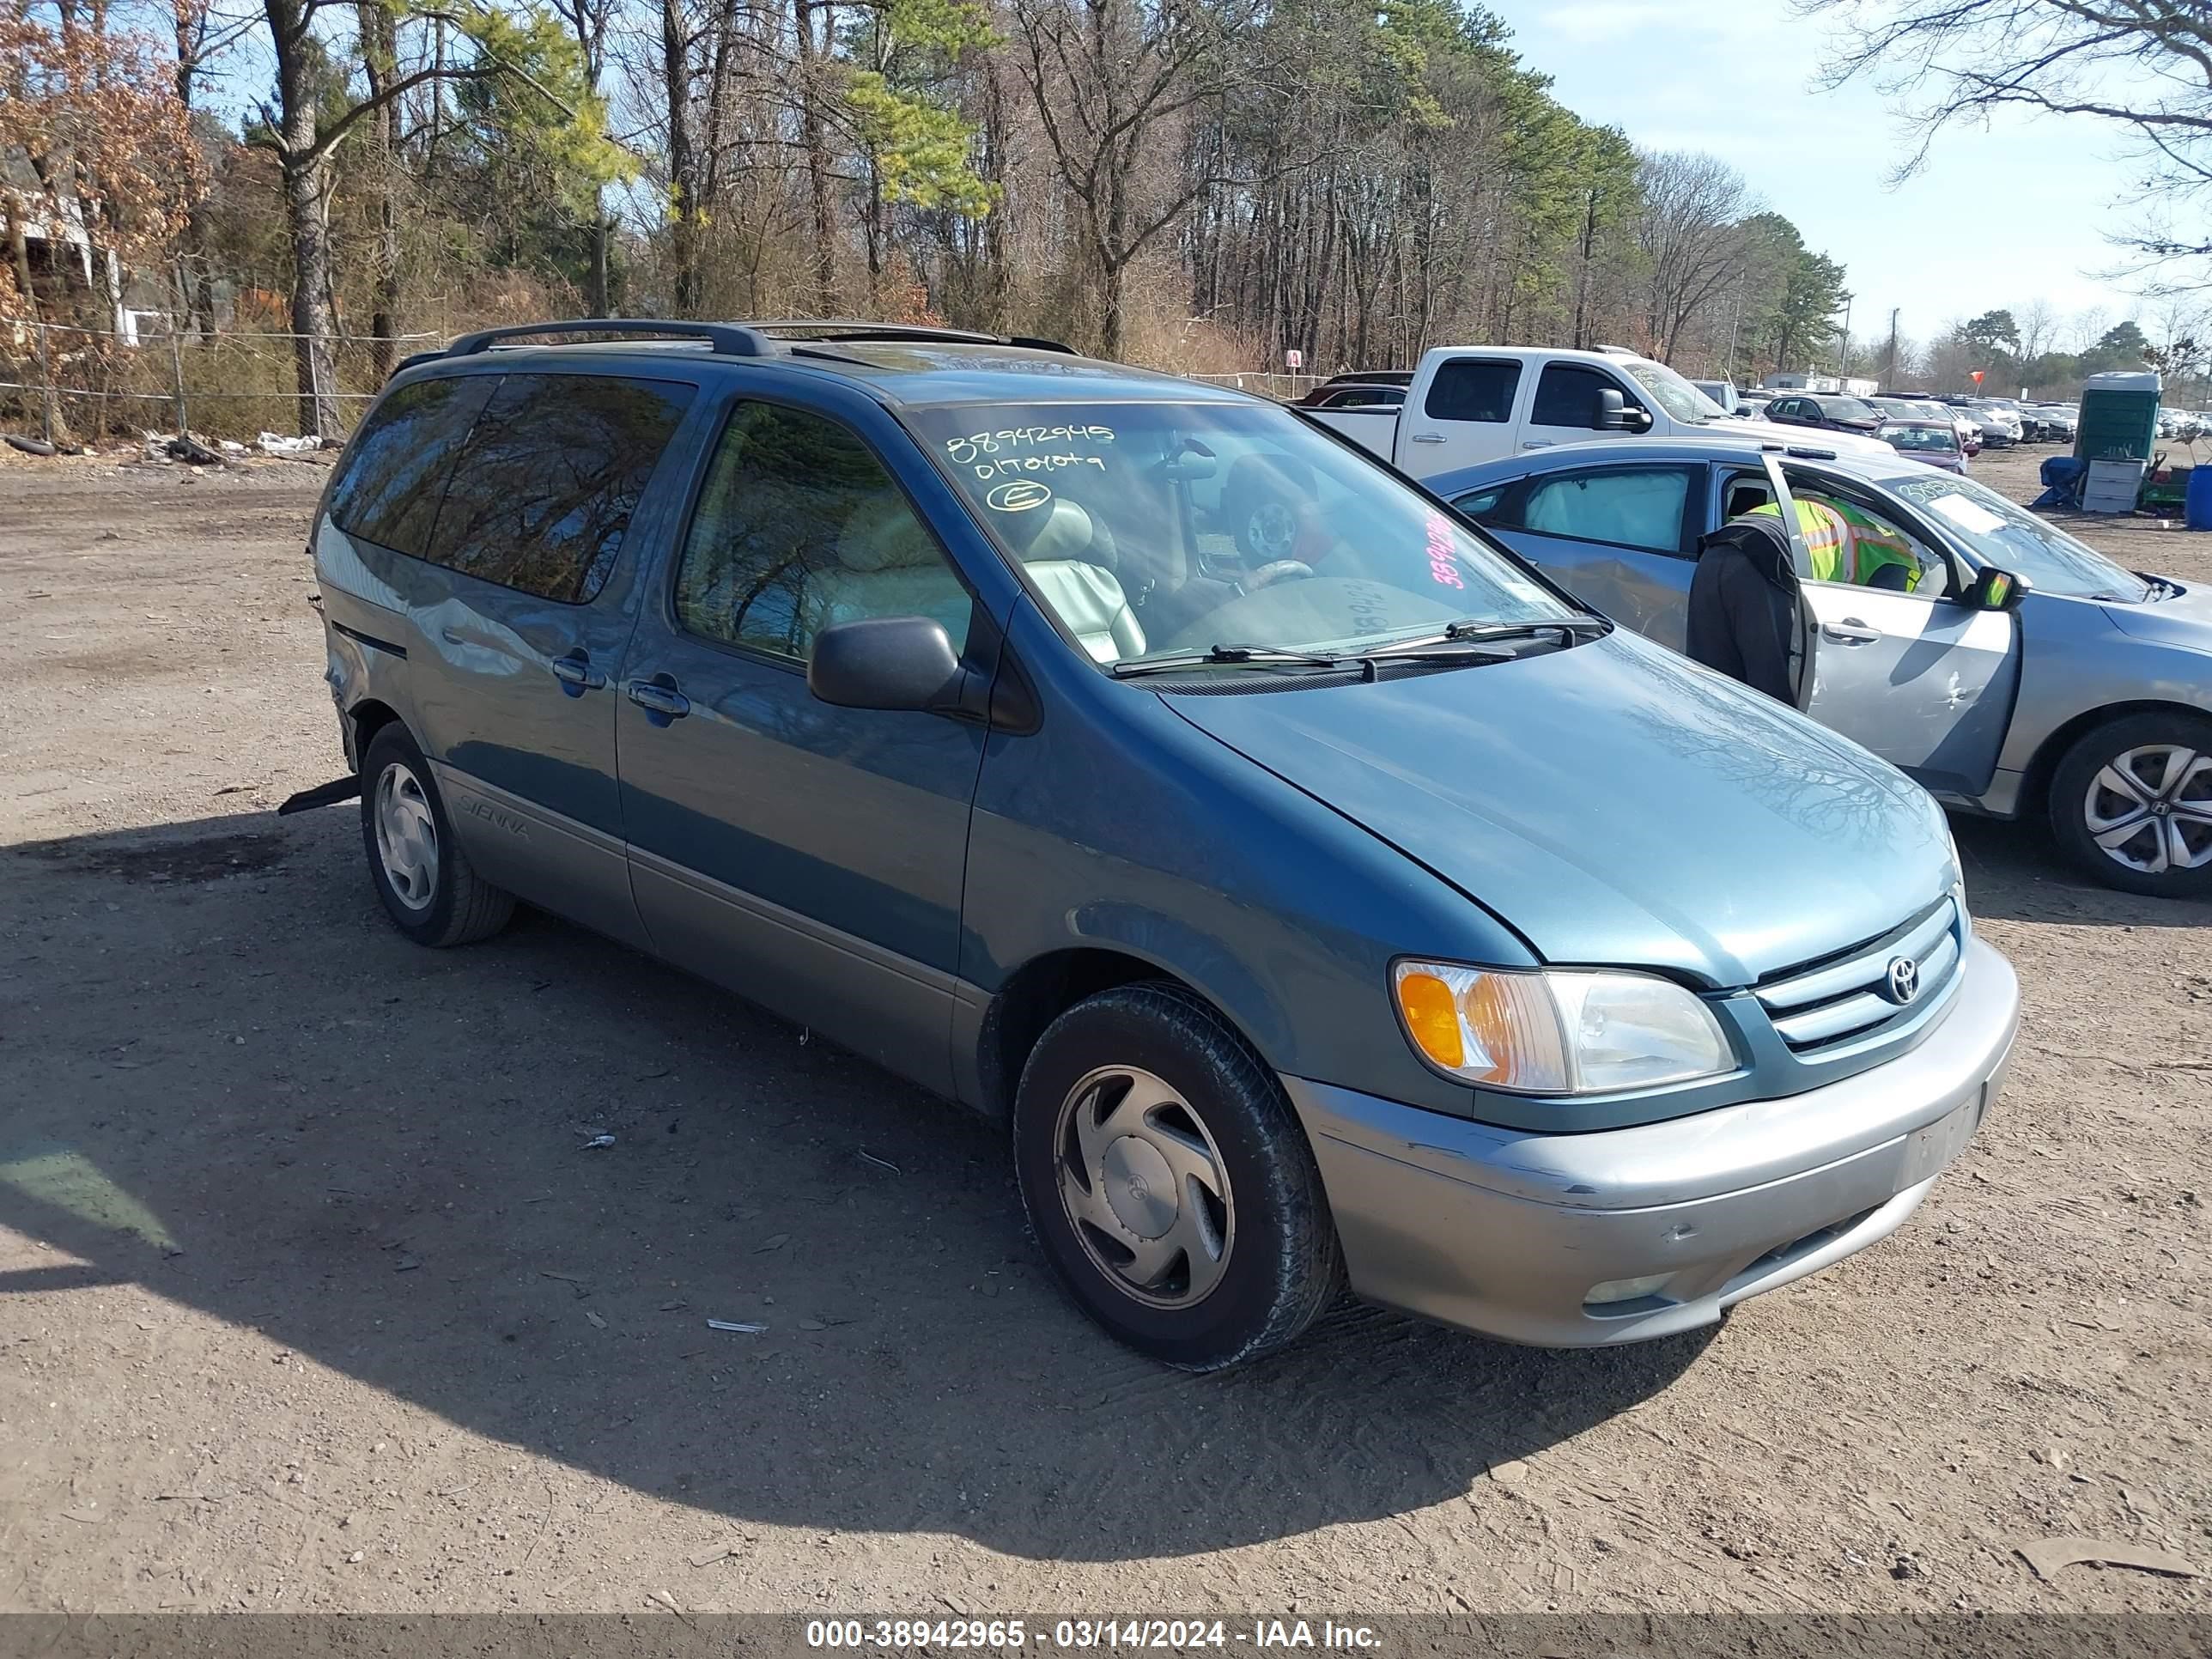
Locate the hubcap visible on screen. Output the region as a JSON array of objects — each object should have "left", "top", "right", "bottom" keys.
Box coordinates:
[
  {"left": 2083, "top": 743, "right": 2212, "bottom": 875},
  {"left": 374, "top": 762, "right": 441, "bottom": 910},
  {"left": 1054, "top": 1066, "right": 1233, "bottom": 1310}
]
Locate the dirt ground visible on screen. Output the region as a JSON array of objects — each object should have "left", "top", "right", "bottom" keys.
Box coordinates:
[{"left": 0, "top": 441, "right": 2206, "bottom": 1620}]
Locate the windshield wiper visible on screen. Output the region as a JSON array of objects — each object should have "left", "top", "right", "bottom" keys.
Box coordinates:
[
  {"left": 1113, "top": 638, "right": 1517, "bottom": 678},
  {"left": 1113, "top": 643, "right": 1355, "bottom": 677},
  {"left": 1440, "top": 617, "right": 1610, "bottom": 644}
]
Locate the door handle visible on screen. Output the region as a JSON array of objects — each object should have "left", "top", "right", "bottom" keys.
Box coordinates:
[
  {"left": 625, "top": 676, "right": 691, "bottom": 723},
  {"left": 550, "top": 651, "right": 607, "bottom": 695},
  {"left": 1407, "top": 431, "right": 1446, "bottom": 444},
  {"left": 1821, "top": 617, "right": 1881, "bottom": 644},
  {"left": 1521, "top": 440, "right": 1554, "bottom": 449}
]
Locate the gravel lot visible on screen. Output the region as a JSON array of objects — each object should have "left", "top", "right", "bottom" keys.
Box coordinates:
[{"left": 0, "top": 442, "right": 2206, "bottom": 1618}]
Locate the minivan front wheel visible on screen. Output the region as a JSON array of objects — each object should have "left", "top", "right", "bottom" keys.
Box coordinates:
[
  {"left": 360, "top": 724, "right": 515, "bottom": 946},
  {"left": 1013, "top": 983, "right": 1343, "bottom": 1370},
  {"left": 2050, "top": 711, "right": 2212, "bottom": 897}
]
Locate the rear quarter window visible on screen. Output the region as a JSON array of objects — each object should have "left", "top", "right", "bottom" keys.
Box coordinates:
[
  {"left": 325, "top": 374, "right": 496, "bottom": 556},
  {"left": 424, "top": 373, "right": 697, "bottom": 604}
]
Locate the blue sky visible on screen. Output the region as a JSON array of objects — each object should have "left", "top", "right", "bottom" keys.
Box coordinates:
[{"left": 1495, "top": 1, "right": 2152, "bottom": 351}]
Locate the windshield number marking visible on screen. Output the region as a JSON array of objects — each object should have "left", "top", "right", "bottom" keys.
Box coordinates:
[
  {"left": 1425, "top": 512, "right": 1466, "bottom": 591},
  {"left": 945, "top": 425, "right": 1116, "bottom": 465}
]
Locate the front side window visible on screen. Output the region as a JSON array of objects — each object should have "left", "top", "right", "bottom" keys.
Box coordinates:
[
  {"left": 1424, "top": 359, "right": 1522, "bottom": 422},
  {"left": 674, "top": 402, "right": 972, "bottom": 662},
  {"left": 1521, "top": 466, "right": 1692, "bottom": 555},
  {"left": 326, "top": 374, "right": 496, "bottom": 556},
  {"left": 427, "top": 374, "right": 696, "bottom": 603},
  {"left": 907, "top": 400, "right": 1576, "bottom": 670},
  {"left": 1531, "top": 365, "right": 1617, "bottom": 428}
]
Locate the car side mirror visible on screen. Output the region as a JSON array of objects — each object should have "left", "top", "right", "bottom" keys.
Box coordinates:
[
  {"left": 808, "top": 616, "right": 965, "bottom": 711},
  {"left": 1595, "top": 387, "right": 1628, "bottom": 430},
  {"left": 1968, "top": 567, "right": 2028, "bottom": 611}
]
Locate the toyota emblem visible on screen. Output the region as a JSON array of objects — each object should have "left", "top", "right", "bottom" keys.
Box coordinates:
[{"left": 1885, "top": 956, "right": 1920, "bottom": 1005}]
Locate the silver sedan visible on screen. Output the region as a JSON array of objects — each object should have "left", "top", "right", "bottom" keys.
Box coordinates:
[{"left": 1435, "top": 435, "right": 2212, "bottom": 898}]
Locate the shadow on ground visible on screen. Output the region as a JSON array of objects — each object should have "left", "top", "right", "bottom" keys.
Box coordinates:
[
  {"left": 1, "top": 810, "right": 1715, "bottom": 1562},
  {"left": 1948, "top": 811, "right": 2211, "bottom": 927}
]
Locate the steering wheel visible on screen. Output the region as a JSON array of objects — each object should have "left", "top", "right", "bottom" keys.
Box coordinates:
[{"left": 1244, "top": 560, "right": 1316, "bottom": 590}]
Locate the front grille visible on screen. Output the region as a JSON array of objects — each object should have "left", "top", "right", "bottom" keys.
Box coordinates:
[{"left": 1755, "top": 896, "right": 1963, "bottom": 1054}]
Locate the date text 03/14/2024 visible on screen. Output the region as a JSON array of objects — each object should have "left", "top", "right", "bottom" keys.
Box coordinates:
[{"left": 805, "top": 1619, "right": 1383, "bottom": 1650}]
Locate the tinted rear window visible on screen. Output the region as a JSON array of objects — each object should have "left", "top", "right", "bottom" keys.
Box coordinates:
[
  {"left": 1424, "top": 359, "right": 1521, "bottom": 422},
  {"left": 426, "top": 374, "right": 696, "bottom": 604},
  {"left": 326, "top": 375, "right": 496, "bottom": 556}
]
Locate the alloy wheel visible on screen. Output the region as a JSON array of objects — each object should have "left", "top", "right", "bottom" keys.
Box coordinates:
[
  {"left": 2082, "top": 743, "right": 2212, "bottom": 875},
  {"left": 1053, "top": 1065, "right": 1234, "bottom": 1310},
  {"left": 374, "top": 761, "right": 441, "bottom": 910}
]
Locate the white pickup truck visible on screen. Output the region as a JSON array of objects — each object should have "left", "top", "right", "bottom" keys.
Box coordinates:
[{"left": 1305, "top": 345, "right": 1893, "bottom": 482}]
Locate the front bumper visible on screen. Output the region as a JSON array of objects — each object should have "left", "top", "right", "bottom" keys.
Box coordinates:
[{"left": 1285, "top": 935, "right": 2020, "bottom": 1347}]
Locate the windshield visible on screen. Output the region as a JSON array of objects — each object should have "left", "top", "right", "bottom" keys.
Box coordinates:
[
  {"left": 1887, "top": 473, "right": 2150, "bottom": 602},
  {"left": 908, "top": 401, "right": 1577, "bottom": 668},
  {"left": 1826, "top": 397, "right": 1880, "bottom": 423},
  {"left": 1882, "top": 423, "right": 1958, "bottom": 453},
  {"left": 1620, "top": 360, "right": 1725, "bottom": 422}
]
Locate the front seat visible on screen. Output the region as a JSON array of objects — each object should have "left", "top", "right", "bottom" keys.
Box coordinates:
[
  {"left": 805, "top": 495, "right": 975, "bottom": 652},
  {"left": 1012, "top": 499, "right": 1146, "bottom": 663}
]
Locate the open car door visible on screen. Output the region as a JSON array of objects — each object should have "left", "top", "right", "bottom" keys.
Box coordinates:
[{"left": 1759, "top": 450, "right": 1820, "bottom": 712}]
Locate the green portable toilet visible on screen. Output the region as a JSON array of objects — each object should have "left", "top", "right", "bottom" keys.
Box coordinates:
[{"left": 2075, "top": 368, "right": 2161, "bottom": 463}]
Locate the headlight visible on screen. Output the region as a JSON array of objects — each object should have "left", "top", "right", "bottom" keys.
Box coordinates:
[{"left": 1392, "top": 961, "right": 1735, "bottom": 1095}]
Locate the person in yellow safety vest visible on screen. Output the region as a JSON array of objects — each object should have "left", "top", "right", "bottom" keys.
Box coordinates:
[{"left": 1747, "top": 495, "right": 1921, "bottom": 592}]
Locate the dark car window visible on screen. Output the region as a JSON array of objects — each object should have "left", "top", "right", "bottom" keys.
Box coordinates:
[
  {"left": 326, "top": 374, "right": 497, "bottom": 556},
  {"left": 674, "top": 401, "right": 972, "bottom": 663},
  {"left": 1424, "top": 359, "right": 1522, "bottom": 422},
  {"left": 1322, "top": 386, "right": 1404, "bottom": 409},
  {"left": 1531, "top": 365, "right": 1618, "bottom": 428},
  {"left": 1521, "top": 465, "right": 1693, "bottom": 556},
  {"left": 424, "top": 374, "right": 696, "bottom": 604}
]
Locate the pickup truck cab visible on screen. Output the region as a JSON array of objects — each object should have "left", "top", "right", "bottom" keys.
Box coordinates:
[{"left": 1306, "top": 346, "right": 1893, "bottom": 483}]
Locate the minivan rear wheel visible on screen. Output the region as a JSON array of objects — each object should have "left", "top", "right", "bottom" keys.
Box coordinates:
[
  {"left": 360, "top": 724, "right": 515, "bottom": 946},
  {"left": 2049, "top": 711, "right": 2212, "bottom": 897},
  {"left": 1012, "top": 982, "right": 1343, "bottom": 1370}
]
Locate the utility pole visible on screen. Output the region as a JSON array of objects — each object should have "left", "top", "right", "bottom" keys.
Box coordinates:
[
  {"left": 1884, "top": 307, "right": 1899, "bottom": 388},
  {"left": 1837, "top": 290, "right": 1854, "bottom": 380}
]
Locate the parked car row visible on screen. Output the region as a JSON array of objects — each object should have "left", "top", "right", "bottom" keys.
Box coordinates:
[{"left": 298, "top": 319, "right": 2027, "bottom": 1373}]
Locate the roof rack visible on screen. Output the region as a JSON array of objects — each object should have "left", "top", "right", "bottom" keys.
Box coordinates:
[
  {"left": 438, "top": 317, "right": 1079, "bottom": 361},
  {"left": 444, "top": 319, "right": 771, "bottom": 357}
]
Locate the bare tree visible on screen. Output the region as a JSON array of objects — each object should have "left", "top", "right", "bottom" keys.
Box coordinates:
[
  {"left": 2016, "top": 295, "right": 2059, "bottom": 362},
  {"left": 1805, "top": 0, "right": 2212, "bottom": 283},
  {"left": 1634, "top": 149, "right": 1751, "bottom": 362},
  {"left": 1006, "top": 0, "right": 1249, "bottom": 356}
]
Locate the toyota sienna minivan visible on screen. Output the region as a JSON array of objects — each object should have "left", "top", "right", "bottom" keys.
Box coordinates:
[{"left": 290, "top": 319, "right": 2021, "bottom": 1370}]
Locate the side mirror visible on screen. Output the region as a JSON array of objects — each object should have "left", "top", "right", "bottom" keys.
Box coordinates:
[
  {"left": 1626, "top": 405, "right": 1654, "bottom": 432},
  {"left": 1595, "top": 387, "right": 1628, "bottom": 430},
  {"left": 808, "top": 615, "right": 965, "bottom": 711},
  {"left": 1968, "top": 567, "right": 2028, "bottom": 611}
]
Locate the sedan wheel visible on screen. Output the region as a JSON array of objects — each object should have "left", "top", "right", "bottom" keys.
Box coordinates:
[
  {"left": 2081, "top": 744, "right": 2212, "bottom": 876},
  {"left": 2051, "top": 713, "right": 2212, "bottom": 897}
]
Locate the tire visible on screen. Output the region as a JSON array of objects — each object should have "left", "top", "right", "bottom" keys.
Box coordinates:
[
  {"left": 2047, "top": 711, "right": 2212, "bottom": 898},
  {"left": 359, "top": 723, "right": 516, "bottom": 945},
  {"left": 1012, "top": 981, "right": 1344, "bottom": 1370}
]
